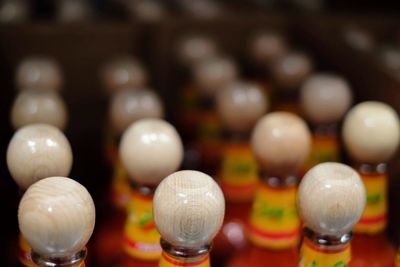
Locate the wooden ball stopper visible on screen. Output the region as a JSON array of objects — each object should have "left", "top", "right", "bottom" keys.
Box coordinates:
[
  {"left": 7, "top": 124, "right": 73, "bottom": 190},
  {"left": 110, "top": 88, "right": 164, "bottom": 135},
  {"left": 249, "top": 31, "right": 288, "bottom": 64},
  {"left": 0, "top": 0, "right": 29, "bottom": 23},
  {"left": 18, "top": 177, "right": 95, "bottom": 258},
  {"left": 193, "top": 56, "right": 238, "bottom": 97},
  {"left": 101, "top": 57, "right": 147, "bottom": 93},
  {"left": 119, "top": 118, "right": 183, "bottom": 186},
  {"left": 272, "top": 51, "right": 314, "bottom": 89},
  {"left": 300, "top": 73, "right": 353, "bottom": 124},
  {"left": 251, "top": 112, "right": 311, "bottom": 177},
  {"left": 16, "top": 57, "right": 62, "bottom": 91},
  {"left": 153, "top": 170, "right": 225, "bottom": 249},
  {"left": 11, "top": 89, "right": 68, "bottom": 130},
  {"left": 216, "top": 81, "right": 268, "bottom": 133},
  {"left": 126, "top": 0, "right": 165, "bottom": 22},
  {"left": 178, "top": 35, "right": 218, "bottom": 66},
  {"left": 298, "top": 162, "right": 366, "bottom": 236},
  {"left": 343, "top": 101, "right": 400, "bottom": 164}
]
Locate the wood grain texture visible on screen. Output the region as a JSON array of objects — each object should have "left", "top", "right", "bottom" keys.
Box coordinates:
[
  {"left": 300, "top": 73, "right": 352, "bottom": 124},
  {"left": 342, "top": 101, "right": 400, "bottom": 163},
  {"left": 119, "top": 118, "right": 183, "bottom": 186},
  {"left": 110, "top": 88, "right": 164, "bottom": 135},
  {"left": 18, "top": 176, "right": 95, "bottom": 258},
  {"left": 216, "top": 81, "right": 268, "bottom": 133},
  {"left": 7, "top": 124, "right": 72, "bottom": 190},
  {"left": 298, "top": 162, "right": 366, "bottom": 236},
  {"left": 251, "top": 112, "right": 311, "bottom": 177},
  {"left": 16, "top": 57, "right": 63, "bottom": 91},
  {"left": 11, "top": 89, "right": 68, "bottom": 130},
  {"left": 153, "top": 170, "right": 225, "bottom": 248}
]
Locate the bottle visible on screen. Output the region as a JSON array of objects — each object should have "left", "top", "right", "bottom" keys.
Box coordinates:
[
  {"left": 94, "top": 119, "right": 183, "bottom": 267},
  {"left": 212, "top": 81, "right": 268, "bottom": 265},
  {"left": 300, "top": 73, "right": 352, "bottom": 173},
  {"left": 297, "top": 162, "right": 366, "bottom": 267},
  {"left": 228, "top": 112, "right": 311, "bottom": 267},
  {"left": 153, "top": 170, "right": 225, "bottom": 267},
  {"left": 18, "top": 176, "right": 95, "bottom": 267},
  {"left": 342, "top": 101, "right": 400, "bottom": 267},
  {"left": 271, "top": 51, "right": 314, "bottom": 114},
  {"left": 7, "top": 124, "right": 73, "bottom": 267}
]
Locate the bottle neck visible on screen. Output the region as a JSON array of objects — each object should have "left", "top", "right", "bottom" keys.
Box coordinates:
[
  {"left": 159, "top": 239, "right": 210, "bottom": 267},
  {"left": 300, "top": 228, "right": 351, "bottom": 267},
  {"left": 32, "top": 248, "right": 86, "bottom": 267},
  {"left": 247, "top": 173, "right": 300, "bottom": 249}
]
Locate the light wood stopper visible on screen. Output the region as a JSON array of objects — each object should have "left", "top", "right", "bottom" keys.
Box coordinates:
[
  {"left": 110, "top": 88, "right": 164, "bottom": 135},
  {"left": 272, "top": 51, "right": 314, "bottom": 89},
  {"left": 300, "top": 73, "right": 353, "bottom": 124},
  {"left": 18, "top": 176, "right": 95, "bottom": 258},
  {"left": 126, "top": 0, "right": 165, "bottom": 22},
  {"left": 251, "top": 112, "right": 311, "bottom": 177},
  {"left": 7, "top": 124, "right": 73, "bottom": 190},
  {"left": 11, "top": 89, "right": 67, "bottom": 130},
  {"left": 298, "top": 162, "right": 366, "bottom": 236},
  {"left": 344, "top": 27, "right": 374, "bottom": 52},
  {"left": 101, "top": 57, "right": 147, "bottom": 93},
  {"left": 119, "top": 119, "right": 183, "bottom": 186},
  {"left": 343, "top": 101, "right": 400, "bottom": 164},
  {"left": 16, "top": 57, "right": 62, "bottom": 91},
  {"left": 57, "top": 0, "right": 92, "bottom": 22},
  {"left": 0, "top": 0, "right": 29, "bottom": 23},
  {"left": 249, "top": 31, "right": 288, "bottom": 65},
  {"left": 177, "top": 35, "right": 218, "bottom": 67},
  {"left": 216, "top": 81, "right": 268, "bottom": 133},
  {"left": 153, "top": 170, "right": 225, "bottom": 249},
  {"left": 193, "top": 56, "right": 238, "bottom": 97}
]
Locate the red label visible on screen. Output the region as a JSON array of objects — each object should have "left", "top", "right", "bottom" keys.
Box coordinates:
[{"left": 159, "top": 252, "right": 210, "bottom": 267}]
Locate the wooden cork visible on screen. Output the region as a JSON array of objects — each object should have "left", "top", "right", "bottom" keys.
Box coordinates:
[
  {"left": 193, "top": 56, "right": 238, "bottom": 97},
  {"left": 300, "top": 73, "right": 353, "bottom": 124},
  {"left": 251, "top": 112, "right": 311, "bottom": 177},
  {"left": 18, "top": 176, "right": 95, "bottom": 258},
  {"left": 298, "top": 162, "right": 366, "bottom": 236},
  {"left": 101, "top": 57, "right": 147, "bottom": 93},
  {"left": 177, "top": 35, "right": 218, "bottom": 67},
  {"left": 272, "top": 51, "right": 314, "bottom": 89},
  {"left": 153, "top": 170, "right": 225, "bottom": 249},
  {"left": 216, "top": 81, "right": 268, "bottom": 133},
  {"left": 342, "top": 101, "right": 400, "bottom": 164},
  {"left": 119, "top": 118, "right": 183, "bottom": 186},
  {"left": 11, "top": 89, "right": 68, "bottom": 130},
  {"left": 249, "top": 31, "right": 288, "bottom": 65},
  {"left": 7, "top": 124, "right": 73, "bottom": 190},
  {"left": 16, "top": 57, "right": 62, "bottom": 91},
  {"left": 110, "top": 88, "right": 164, "bottom": 135}
]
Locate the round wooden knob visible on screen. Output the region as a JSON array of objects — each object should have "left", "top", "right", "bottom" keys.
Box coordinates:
[
  {"left": 101, "top": 57, "right": 147, "bottom": 93},
  {"left": 18, "top": 176, "right": 95, "bottom": 258},
  {"left": 57, "top": 0, "right": 92, "bottom": 22},
  {"left": 178, "top": 35, "right": 218, "bottom": 66},
  {"left": 251, "top": 112, "right": 311, "bottom": 177},
  {"left": 126, "top": 0, "right": 165, "bottom": 22},
  {"left": 0, "top": 0, "right": 29, "bottom": 23},
  {"left": 7, "top": 124, "right": 72, "bottom": 190},
  {"left": 153, "top": 170, "right": 225, "bottom": 249},
  {"left": 216, "top": 81, "right": 268, "bottom": 133},
  {"left": 193, "top": 56, "right": 238, "bottom": 97},
  {"left": 110, "top": 88, "right": 164, "bottom": 135},
  {"left": 16, "top": 57, "right": 62, "bottom": 91},
  {"left": 11, "top": 89, "right": 68, "bottom": 130},
  {"left": 119, "top": 118, "right": 183, "bottom": 186},
  {"left": 300, "top": 73, "right": 352, "bottom": 124},
  {"left": 344, "top": 26, "right": 374, "bottom": 52},
  {"left": 272, "top": 51, "right": 314, "bottom": 89},
  {"left": 343, "top": 101, "right": 400, "bottom": 164},
  {"left": 298, "top": 162, "right": 366, "bottom": 236},
  {"left": 249, "top": 31, "right": 288, "bottom": 65}
]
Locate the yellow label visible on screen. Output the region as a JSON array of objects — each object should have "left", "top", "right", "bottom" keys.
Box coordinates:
[
  {"left": 219, "top": 142, "right": 259, "bottom": 202},
  {"left": 123, "top": 191, "right": 161, "bottom": 261},
  {"left": 299, "top": 239, "right": 351, "bottom": 267},
  {"left": 19, "top": 234, "right": 35, "bottom": 267},
  {"left": 247, "top": 185, "right": 300, "bottom": 249},
  {"left": 159, "top": 252, "right": 210, "bottom": 267},
  {"left": 353, "top": 173, "right": 386, "bottom": 234},
  {"left": 111, "top": 156, "right": 131, "bottom": 209},
  {"left": 304, "top": 134, "right": 339, "bottom": 170},
  {"left": 396, "top": 251, "right": 400, "bottom": 267}
]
